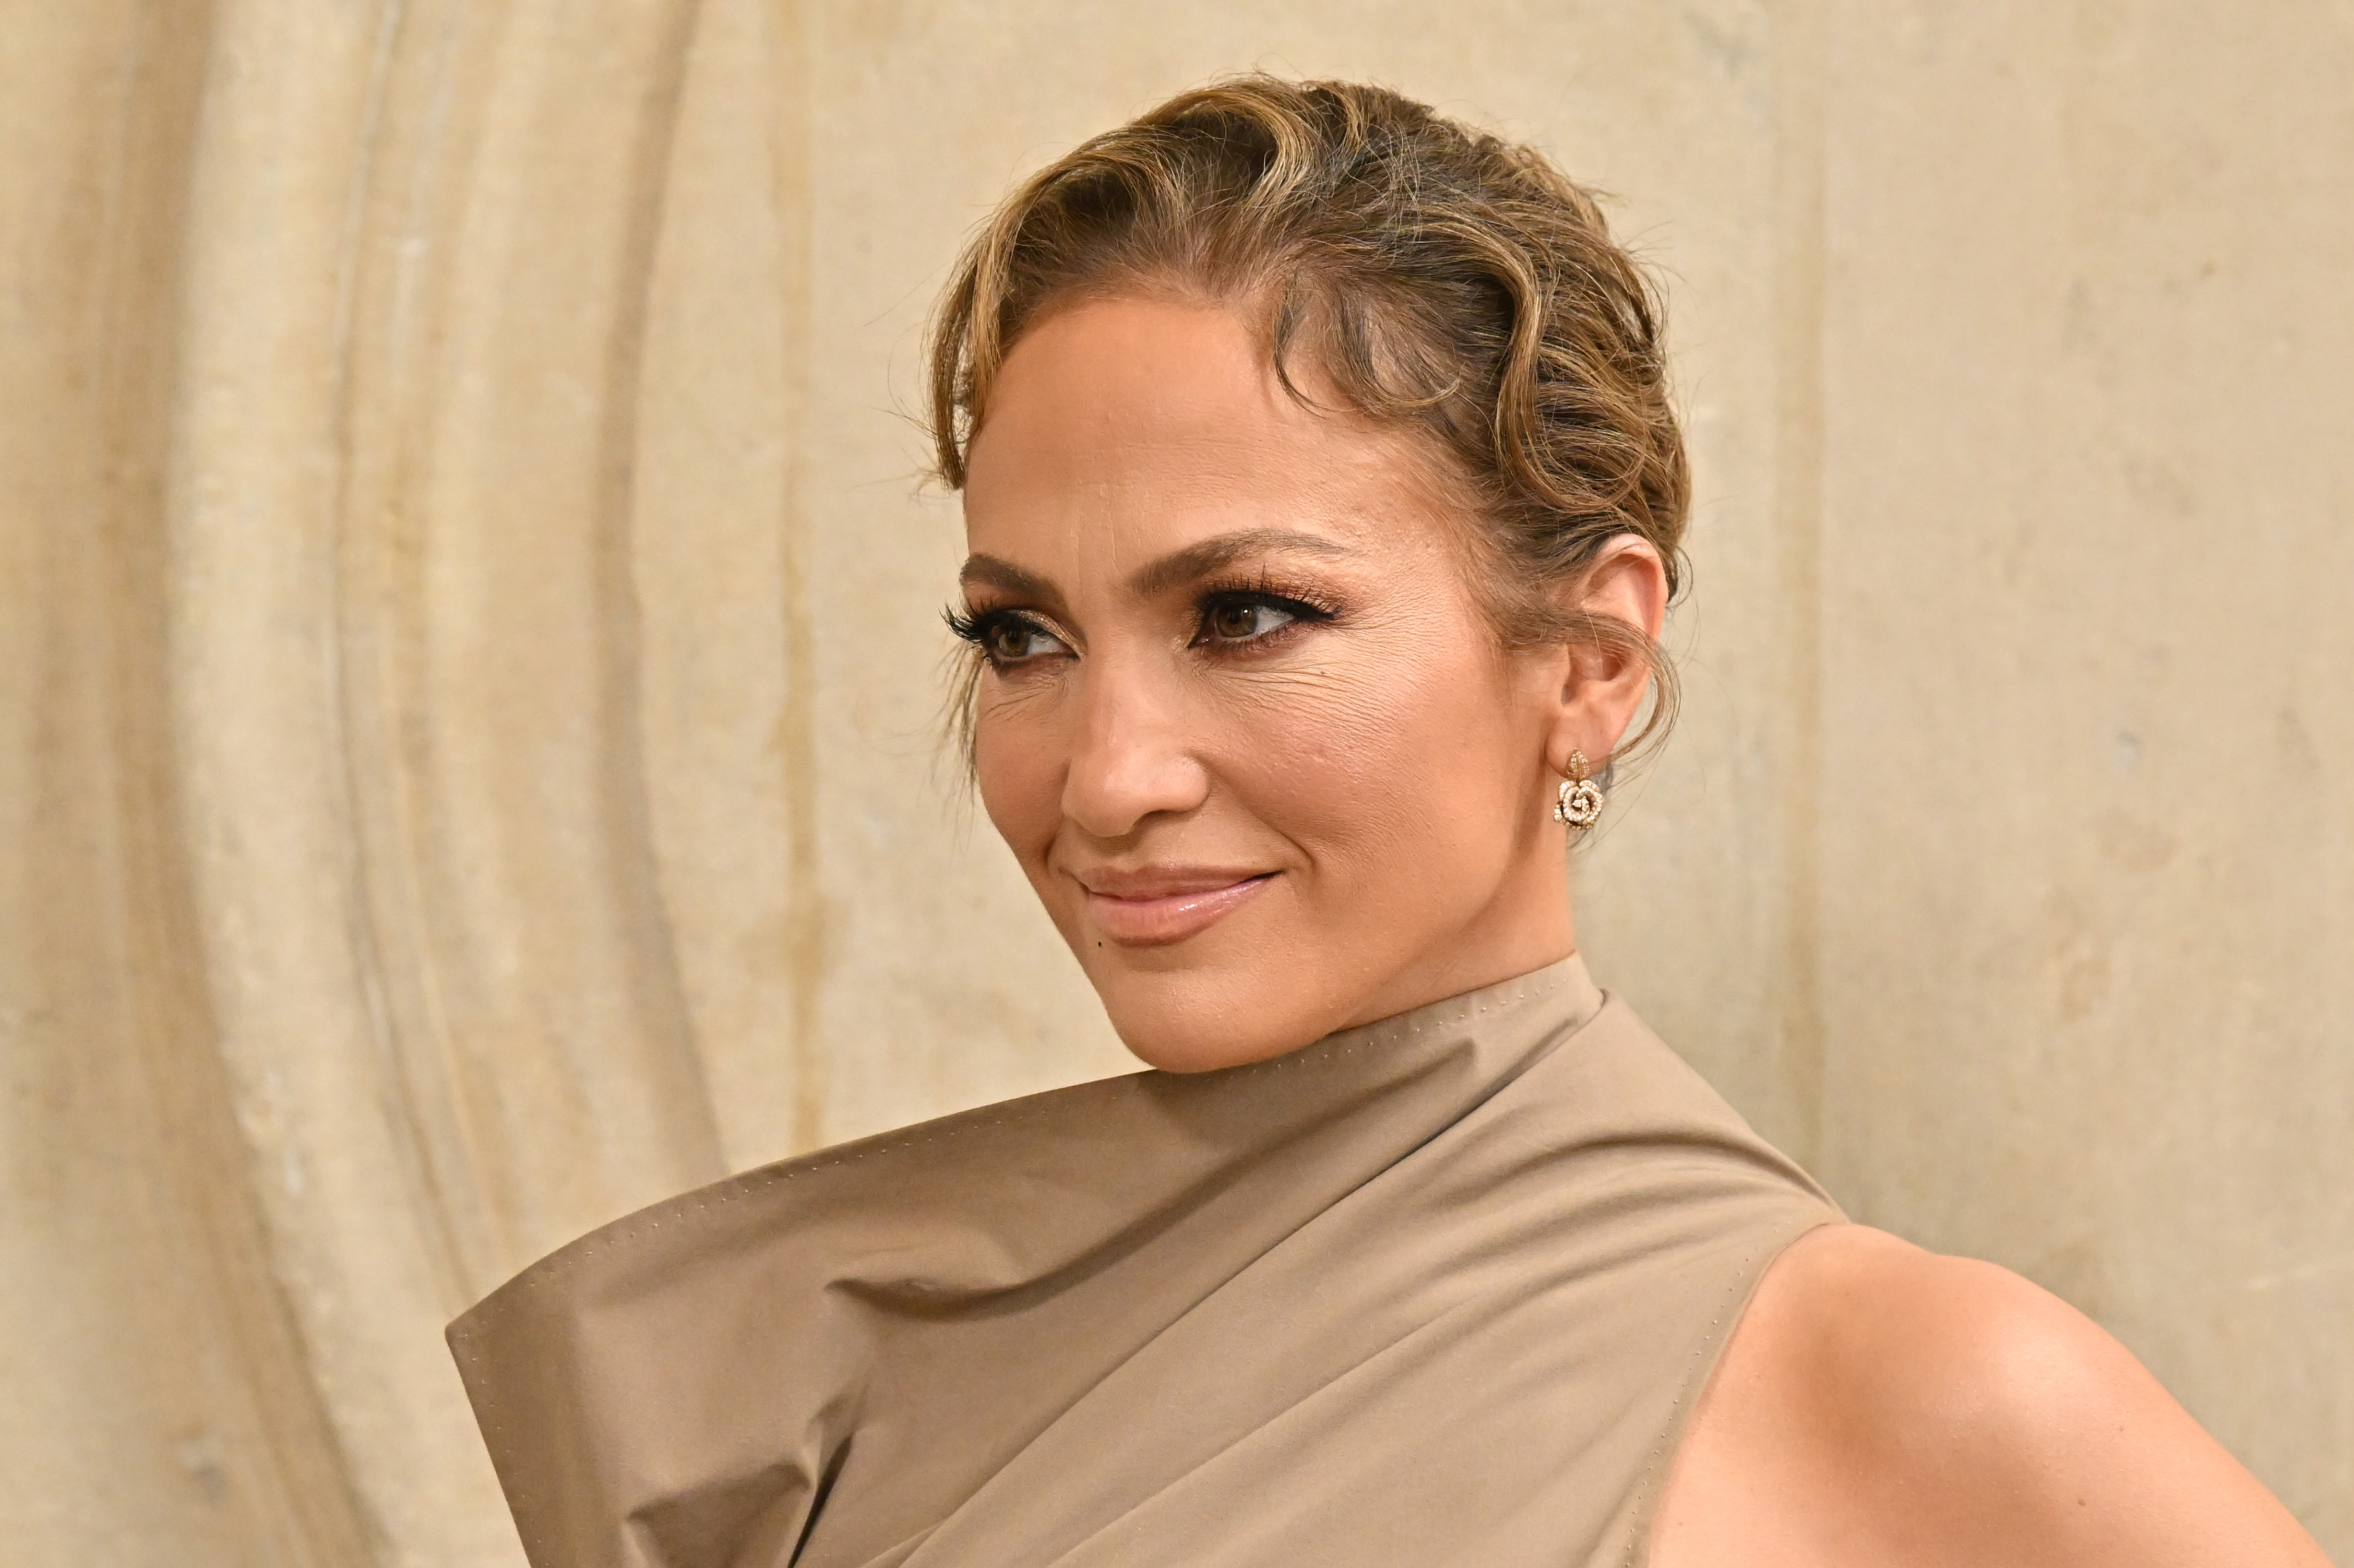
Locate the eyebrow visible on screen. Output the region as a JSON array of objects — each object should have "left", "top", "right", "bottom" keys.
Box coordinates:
[
  {"left": 958, "top": 553, "right": 1063, "bottom": 607},
  {"left": 1125, "top": 528, "right": 1355, "bottom": 598},
  {"left": 959, "top": 528, "right": 1357, "bottom": 609}
]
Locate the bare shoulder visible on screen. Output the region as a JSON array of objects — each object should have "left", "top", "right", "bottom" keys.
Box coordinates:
[{"left": 1652, "top": 1223, "right": 2330, "bottom": 1568}]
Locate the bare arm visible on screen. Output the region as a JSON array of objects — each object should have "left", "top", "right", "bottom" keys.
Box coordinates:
[{"left": 1654, "top": 1224, "right": 2332, "bottom": 1568}]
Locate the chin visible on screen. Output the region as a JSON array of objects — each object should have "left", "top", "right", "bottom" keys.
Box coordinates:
[{"left": 1085, "top": 953, "right": 1340, "bottom": 1074}]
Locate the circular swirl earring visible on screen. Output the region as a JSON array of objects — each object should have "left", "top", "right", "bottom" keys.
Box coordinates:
[{"left": 1553, "top": 749, "right": 1606, "bottom": 830}]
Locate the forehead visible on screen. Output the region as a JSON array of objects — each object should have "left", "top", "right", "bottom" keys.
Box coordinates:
[{"left": 960, "top": 296, "right": 1451, "bottom": 574}]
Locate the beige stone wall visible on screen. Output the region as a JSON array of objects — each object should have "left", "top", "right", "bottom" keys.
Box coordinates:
[{"left": 2, "top": 3, "right": 2344, "bottom": 1562}]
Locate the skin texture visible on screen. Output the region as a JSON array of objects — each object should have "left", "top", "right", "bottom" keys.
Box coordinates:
[
  {"left": 959, "top": 295, "right": 1659, "bottom": 1072},
  {"left": 956, "top": 295, "right": 2330, "bottom": 1563},
  {"left": 1653, "top": 1224, "right": 2333, "bottom": 1567}
]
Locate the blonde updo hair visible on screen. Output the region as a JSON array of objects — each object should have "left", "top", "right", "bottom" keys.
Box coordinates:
[{"left": 927, "top": 74, "right": 1687, "bottom": 764}]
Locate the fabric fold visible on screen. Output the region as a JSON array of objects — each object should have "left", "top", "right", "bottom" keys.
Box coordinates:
[{"left": 450, "top": 957, "right": 1840, "bottom": 1568}]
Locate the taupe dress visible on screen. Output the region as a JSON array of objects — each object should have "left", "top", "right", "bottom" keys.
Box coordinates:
[{"left": 450, "top": 957, "right": 1841, "bottom": 1567}]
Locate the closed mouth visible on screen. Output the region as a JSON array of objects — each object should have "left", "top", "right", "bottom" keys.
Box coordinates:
[{"left": 1074, "top": 868, "right": 1276, "bottom": 947}]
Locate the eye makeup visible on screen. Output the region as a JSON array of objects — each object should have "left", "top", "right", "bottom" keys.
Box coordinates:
[
  {"left": 944, "top": 604, "right": 1072, "bottom": 667},
  {"left": 947, "top": 568, "right": 1345, "bottom": 671},
  {"left": 1187, "top": 571, "right": 1342, "bottom": 655}
]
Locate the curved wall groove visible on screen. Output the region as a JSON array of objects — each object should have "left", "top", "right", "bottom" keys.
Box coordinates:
[
  {"left": 166, "top": 0, "right": 774, "bottom": 1560},
  {"left": 2, "top": 2, "right": 2347, "bottom": 1563},
  {"left": 314, "top": 0, "right": 732, "bottom": 1298},
  {"left": 0, "top": 3, "right": 380, "bottom": 1564}
]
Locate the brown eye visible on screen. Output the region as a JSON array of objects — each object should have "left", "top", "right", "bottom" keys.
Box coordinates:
[
  {"left": 1199, "top": 599, "right": 1299, "bottom": 643},
  {"left": 985, "top": 618, "right": 1061, "bottom": 662},
  {"left": 947, "top": 603, "right": 1071, "bottom": 666}
]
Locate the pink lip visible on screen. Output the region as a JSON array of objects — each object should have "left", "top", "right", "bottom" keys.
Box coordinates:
[{"left": 1073, "top": 867, "right": 1276, "bottom": 947}]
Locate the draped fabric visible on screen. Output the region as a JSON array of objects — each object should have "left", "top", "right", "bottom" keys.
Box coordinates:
[{"left": 450, "top": 958, "right": 1840, "bottom": 1568}]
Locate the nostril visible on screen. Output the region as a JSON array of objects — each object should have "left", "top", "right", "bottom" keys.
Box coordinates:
[{"left": 1061, "top": 746, "right": 1212, "bottom": 840}]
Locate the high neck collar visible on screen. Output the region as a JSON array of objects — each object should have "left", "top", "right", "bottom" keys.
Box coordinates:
[{"left": 1148, "top": 949, "right": 1605, "bottom": 1103}]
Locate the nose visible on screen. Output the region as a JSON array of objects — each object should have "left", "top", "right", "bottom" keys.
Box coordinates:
[{"left": 1060, "top": 654, "right": 1210, "bottom": 840}]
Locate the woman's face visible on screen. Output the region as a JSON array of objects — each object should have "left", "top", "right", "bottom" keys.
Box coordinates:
[{"left": 958, "top": 296, "right": 1660, "bottom": 1071}]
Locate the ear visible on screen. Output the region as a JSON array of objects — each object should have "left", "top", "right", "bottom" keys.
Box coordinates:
[{"left": 1541, "top": 535, "right": 1669, "bottom": 780}]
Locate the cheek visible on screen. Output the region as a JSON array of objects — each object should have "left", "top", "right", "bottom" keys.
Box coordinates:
[
  {"left": 1216, "top": 633, "right": 1529, "bottom": 874},
  {"left": 972, "top": 695, "right": 1063, "bottom": 867}
]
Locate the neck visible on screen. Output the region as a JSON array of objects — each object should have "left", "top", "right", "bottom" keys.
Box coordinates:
[{"left": 1336, "top": 848, "right": 1577, "bottom": 1031}]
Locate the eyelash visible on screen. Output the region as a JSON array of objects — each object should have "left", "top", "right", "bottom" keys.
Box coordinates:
[{"left": 944, "top": 574, "right": 1341, "bottom": 667}]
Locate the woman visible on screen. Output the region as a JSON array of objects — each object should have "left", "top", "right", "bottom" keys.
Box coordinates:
[{"left": 450, "top": 78, "right": 2326, "bottom": 1567}]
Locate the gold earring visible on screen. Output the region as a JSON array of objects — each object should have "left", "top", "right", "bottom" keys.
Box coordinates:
[{"left": 1554, "top": 750, "right": 1605, "bottom": 829}]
